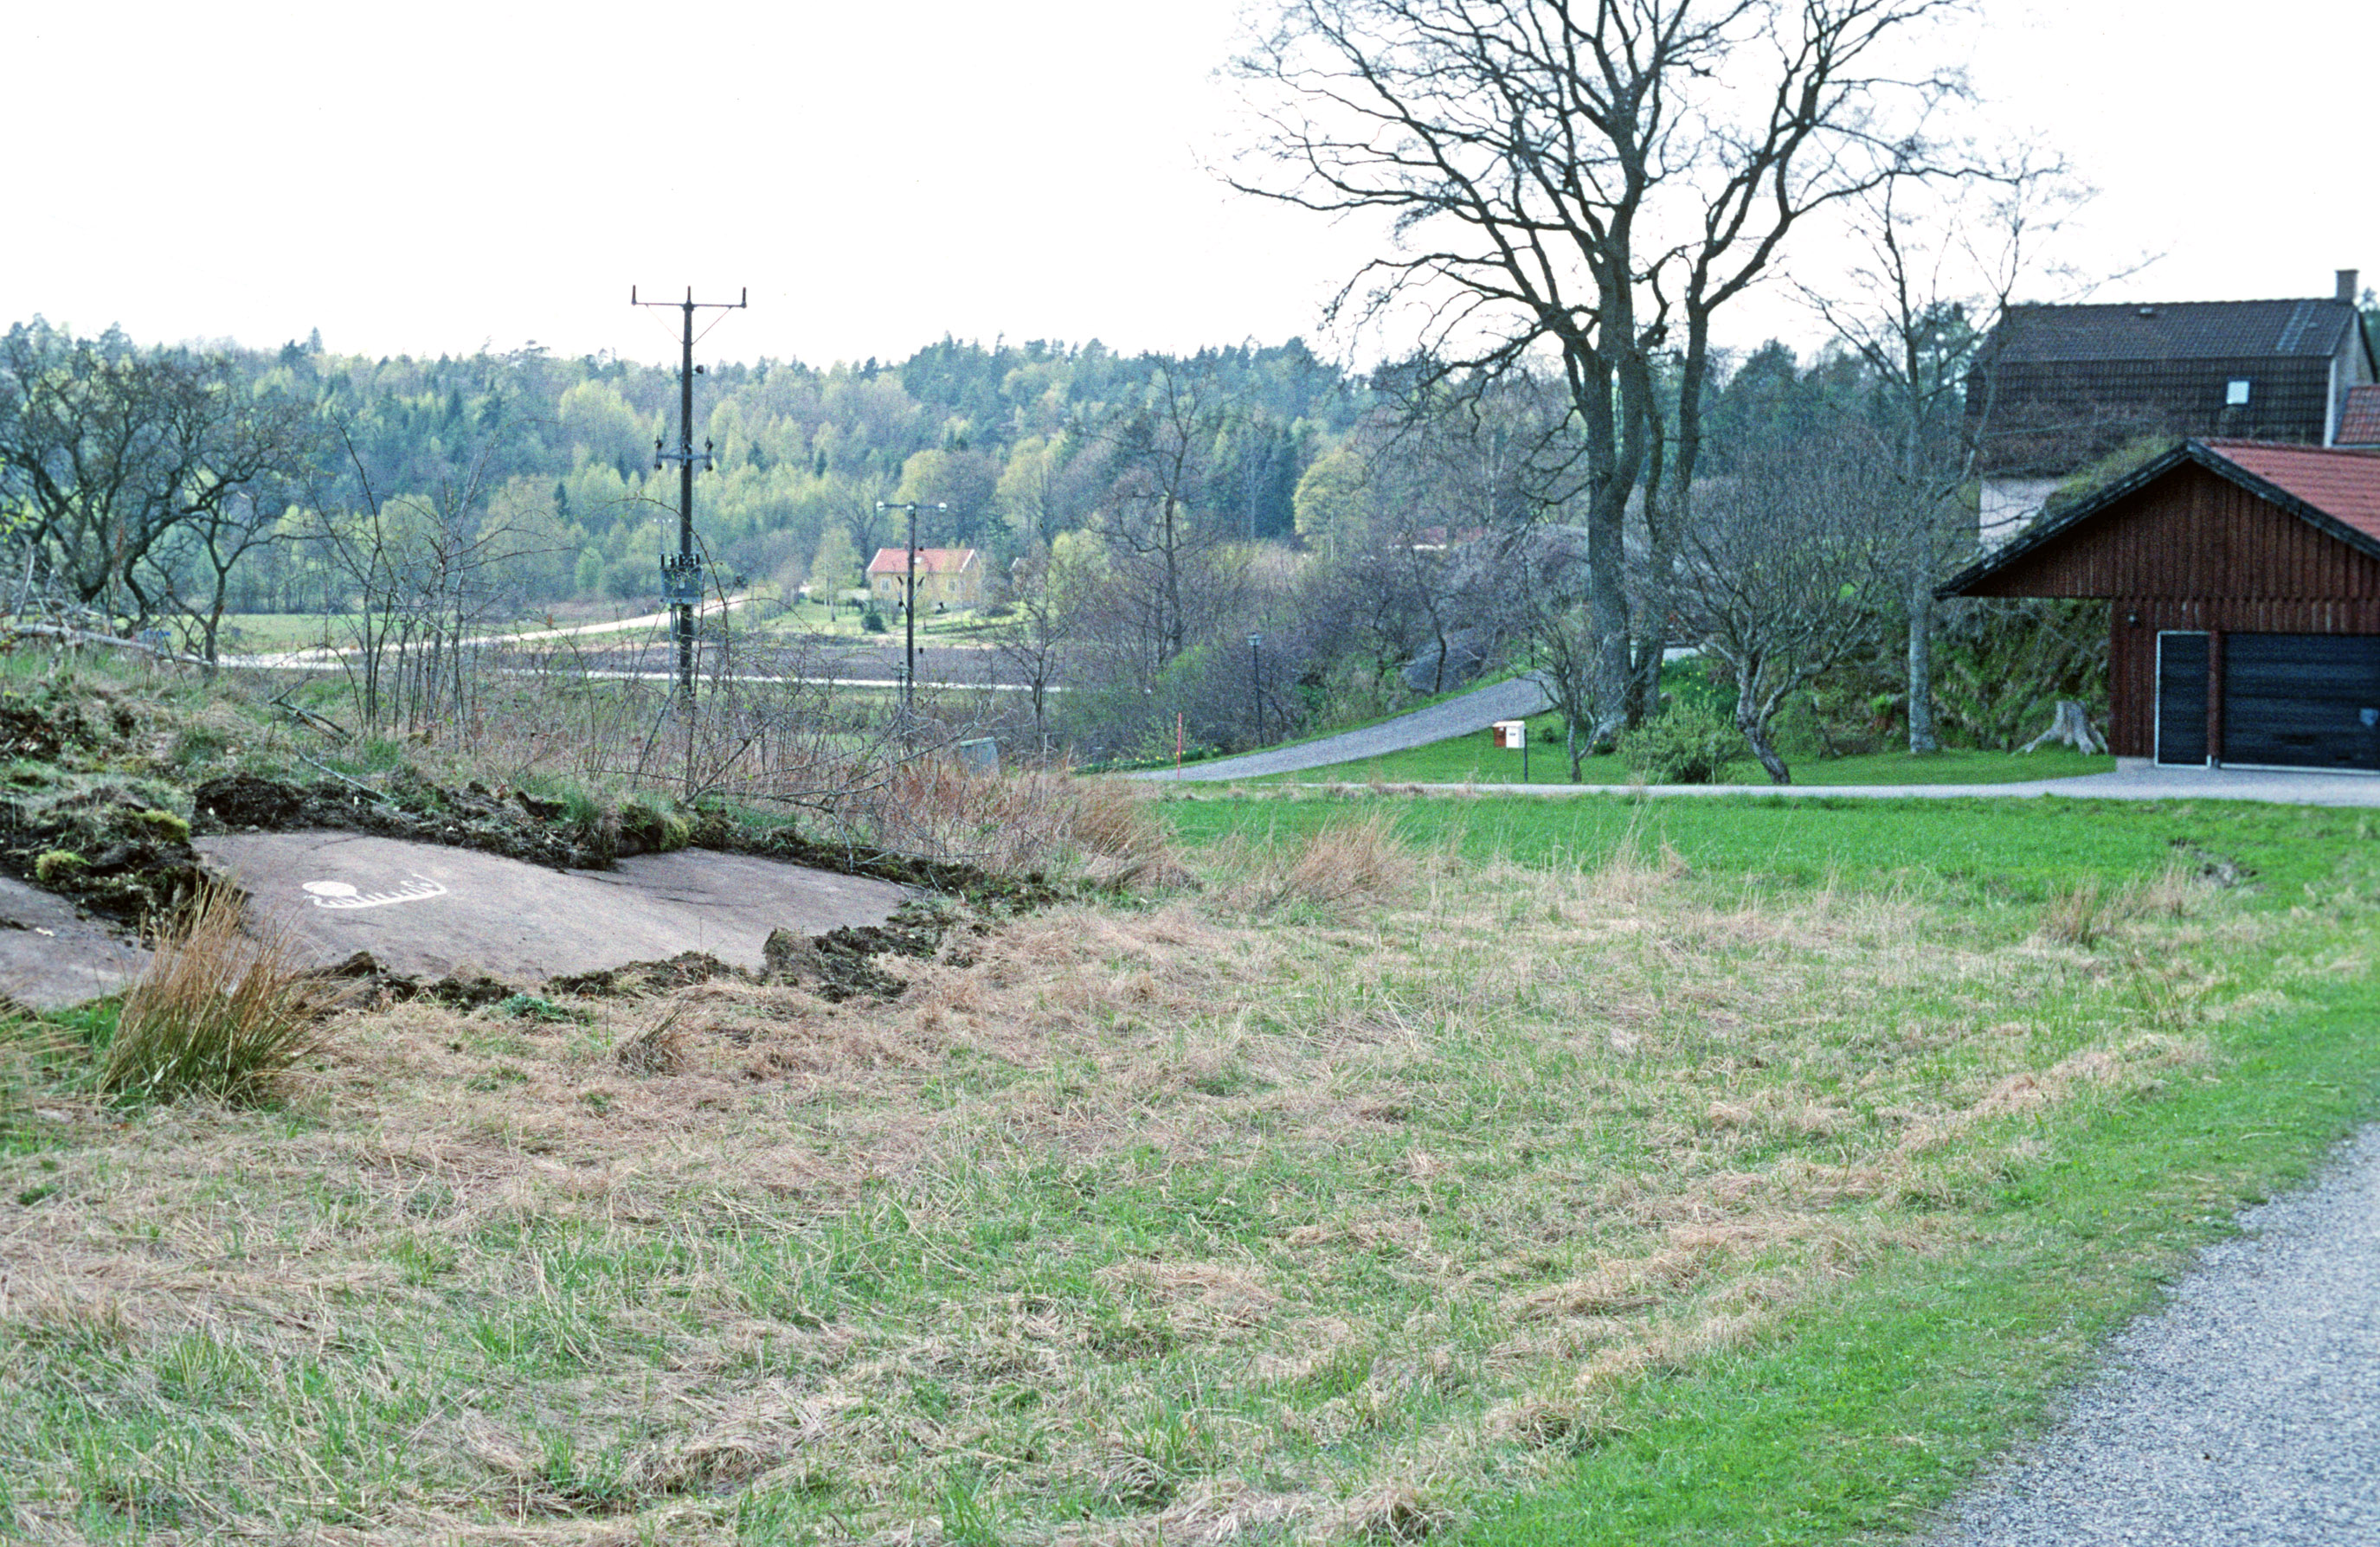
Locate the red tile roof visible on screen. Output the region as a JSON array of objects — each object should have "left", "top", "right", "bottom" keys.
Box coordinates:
[
  {"left": 867, "top": 546, "right": 978, "bottom": 577},
  {"left": 2338, "top": 385, "right": 2380, "bottom": 447},
  {"left": 2203, "top": 440, "right": 2380, "bottom": 542}
]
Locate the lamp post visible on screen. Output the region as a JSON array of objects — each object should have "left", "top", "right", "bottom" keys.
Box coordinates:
[
  {"left": 874, "top": 500, "right": 946, "bottom": 709},
  {"left": 1248, "top": 632, "right": 1264, "bottom": 745}
]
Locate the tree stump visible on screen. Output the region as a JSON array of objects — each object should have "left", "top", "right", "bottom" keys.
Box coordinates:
[{"left": 2020, "top": 699, "right": 2105, "bottom": 756}]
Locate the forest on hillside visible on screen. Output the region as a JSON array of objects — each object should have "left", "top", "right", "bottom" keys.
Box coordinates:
[{"left": 88, "top": 332, "right": 1362, "bottom": 614}]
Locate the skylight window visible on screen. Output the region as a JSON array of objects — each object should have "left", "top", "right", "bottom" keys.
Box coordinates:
[{"left": 2225, "top": 379, "right": 2252, "bottom": 406}]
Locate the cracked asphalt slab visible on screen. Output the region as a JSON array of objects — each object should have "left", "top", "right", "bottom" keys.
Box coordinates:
[
  {"left": 1933, "top": 1125, "right": 2380, "bottom": 1545},
  {"left": 195, "top": 831, "right": 910, "bottom": 986},
  {"left": 0, "top": 876, "right": 150, "bottom": 1011}
]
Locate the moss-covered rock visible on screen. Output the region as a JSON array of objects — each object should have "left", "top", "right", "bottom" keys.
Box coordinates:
[{"left": 33, "top": 850, "right": 87, "bottom": 885}]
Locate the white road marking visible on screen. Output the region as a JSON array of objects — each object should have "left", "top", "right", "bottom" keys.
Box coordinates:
[{"left": 301, "top": 876, "right": 450, "bottom": 909}]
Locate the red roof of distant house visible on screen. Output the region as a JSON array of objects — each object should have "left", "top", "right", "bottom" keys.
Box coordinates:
[
  {"left": 867, "top": 546, "right": 979, "bottom": 576},
  {"left": 2202, "top": 440, "right": 2380, "bottom": 543},
  {"left": 2338, "top": 385, "right": 2380, "bottom": 447}
]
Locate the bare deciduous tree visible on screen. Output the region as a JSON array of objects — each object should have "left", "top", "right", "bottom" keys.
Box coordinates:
[
  {"left": 1233, "top": 0, "right": 1969, "bottom": 736},
  {"left": 0, "top": 320, "right": 314, "bottom": 630},
  {"left": 1798, "top": 155, "right": 2088, "bottom": 750},
  {"left": 1094, "top": 361, "right": 1238, "bottom": 674},
  {"left": 1677, "top": 443, "right": 1892, "bottom": 782}
]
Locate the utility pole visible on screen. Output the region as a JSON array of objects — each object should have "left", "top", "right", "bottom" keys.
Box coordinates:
[
  {"left": 875, "top": 499, "right": 945, "bottom": 710},
  {"left": 633, "top": 284, "right": 746, "bottom": 701}
]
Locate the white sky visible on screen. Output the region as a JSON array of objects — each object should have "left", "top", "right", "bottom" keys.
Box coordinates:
[{"left": 5, "top": 0, "right": 2372, "bottom": 372}]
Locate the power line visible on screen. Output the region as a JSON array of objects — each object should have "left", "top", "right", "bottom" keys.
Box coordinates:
[{"left": 630, "top": 284, "right": 746, "bottom": 702}]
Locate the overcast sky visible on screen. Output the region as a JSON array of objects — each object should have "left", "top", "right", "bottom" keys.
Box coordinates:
[{"left": 6, "top": 0, "right": 2371, "bottom": 371}]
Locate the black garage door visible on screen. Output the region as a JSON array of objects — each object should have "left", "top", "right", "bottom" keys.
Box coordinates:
[
  {"left": 2222, "top": 633, "right": 2380, "bottom": 771},
  {"left": 2156, "top": 632, "right": 2208, "bottom": 766}
]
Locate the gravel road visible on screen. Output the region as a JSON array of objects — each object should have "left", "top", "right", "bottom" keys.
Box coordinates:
[
  {"left": 1933, "top": 1125, "right": 2380, "bottom": 1544},
  {"left": 1130, "top": 674, "right": 1553, "bottom": 781}
]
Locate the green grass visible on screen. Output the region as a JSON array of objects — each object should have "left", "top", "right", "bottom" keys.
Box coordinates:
[
  {"left": 2, "top": 786, "right": 2374, "bottom": 1542},
  {"left": 1470, "top": 972, "right": 2380, "bottom": 1546},
  {"left": 1164, "top": 788, "right": 2356, "bottom": 902},
  {"left": 1247, "top": 712, "right": 2116, "bottom": 787},
  {"left": 1163, "top": 792, "right": 2380, "bottom": 1544}
]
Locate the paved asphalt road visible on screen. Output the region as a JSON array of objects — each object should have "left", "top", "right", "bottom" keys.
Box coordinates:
[
  {"left": 1131, "top": 674, "right": 1554, "bottom": 782},
  {"left": 1134, "top": 677, "right": 2380, "bottom": 807},
  {"left": 1933, "top": 1126, "right": 2380, "bottom": 1544}
]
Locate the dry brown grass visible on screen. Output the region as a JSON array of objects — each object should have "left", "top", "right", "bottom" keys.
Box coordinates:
[
  {"left": 0, "top": 825, "right": 2273, "bottom": 1545},
  {"left": 847, "top": 761, "right": 1178, "bottom": 884},
  {"left": 99, "top": 883, "right": 336, "bottom": 1103},
  {"left": 1226, "top": 810, "right": 1418, "bottom": 915},
  {"left": 2039, "top": 863, "right": 2208, "bottom": 946}
]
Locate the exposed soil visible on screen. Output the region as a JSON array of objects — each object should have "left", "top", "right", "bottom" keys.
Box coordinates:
[
  {"left": 194, "top": 772, "right": 607, "bottom": 870},
  {"left": 556, "top": 899, "right": 962, "bottom": 1005}
]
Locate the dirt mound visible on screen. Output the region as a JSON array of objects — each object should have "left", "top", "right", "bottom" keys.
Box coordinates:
[
  {"left": 194, "top": 772, "right": 603, "bottom": 870},
  {"left": 0, "top": 779, "right": 206, "bottom": 921},
  {"left": 548, "top": 951, "right": 741, "bottom": 998}
]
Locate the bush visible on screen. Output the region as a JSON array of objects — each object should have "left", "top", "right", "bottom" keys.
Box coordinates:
[
  {"left": 1624, "top": 700, "right": 1743, "bottom": 785},
  {"left": 101, "top": 885, "right": 334, "bottom": 1103},
  {"left": 861, "top": 607, "right": 888, "bottom": 634}
]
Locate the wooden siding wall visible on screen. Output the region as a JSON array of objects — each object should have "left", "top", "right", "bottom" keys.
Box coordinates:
[
  {"left": 1966, "top": 465, "right": 2380, "bottom": 601},
  {"left": 1965, "top": 464, "right": 2380, "bottom": 758},
  {"left": 2107, "top": 596, "right": 2380, "bottom": 756}
]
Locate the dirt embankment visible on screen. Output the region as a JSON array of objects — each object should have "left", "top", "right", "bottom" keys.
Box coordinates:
[{"left": 0, "top": 677, "right": 1080, "bottom": 1013}]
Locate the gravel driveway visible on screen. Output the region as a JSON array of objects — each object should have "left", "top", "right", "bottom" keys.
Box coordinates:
[{"left": 1933, "top": 1125, "right": 2380, "bottom": 1544}]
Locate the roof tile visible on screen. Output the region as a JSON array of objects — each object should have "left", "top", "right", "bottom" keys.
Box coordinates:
[
  {"left": 2203, "top": 440, "right": 2380, "bottom": 542},
  {"left": 867, "top": 546, "right": 978, "bottom": 576},
  {"left": 1991, "top": 298, "right": 2358, "bottom": 363},
  {"left": 2338, "top": 385, "right": 2380, "bottom": 447}
]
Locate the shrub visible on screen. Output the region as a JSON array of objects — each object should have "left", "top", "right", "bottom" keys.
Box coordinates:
[
  {"left": 861, "top": 607, "right": 888, "bottom": 634},
  {"left": 101, "top": 884, "right": 334, "bottom": 1103},
  {"left": 1624, "top": 700, "right": 1743, "bottom": 785}
]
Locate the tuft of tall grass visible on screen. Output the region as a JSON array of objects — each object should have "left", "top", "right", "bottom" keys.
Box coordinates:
[
  {"left": 2039, "top": 863, "right": 2203, "bottom": 947},
  {"left": 1245, "top": 811, "right": 1417, "bottom": 915},
  {"left": 851, "top": 763, "right": 1177, "bottom": 885},
  {"left": 100, "top": 885, "right": 333, "bottom": 1103}
]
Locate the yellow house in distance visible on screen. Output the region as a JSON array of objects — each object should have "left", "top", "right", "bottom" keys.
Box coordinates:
[{"left": 866, "top": 546, "right": 985, "bottom": 611}]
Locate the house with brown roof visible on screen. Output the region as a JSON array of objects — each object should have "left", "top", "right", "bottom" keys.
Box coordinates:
[
  {"left": 1970, "top": 271, "right": 2375, "bottom": 544},
  {"left": 1939, "top": 440, "right": 2380, "bottom": 771},
  {"left": 2338, "top": 385, "right": 2380, "bottom": 448},
  {"left": 867, "top": 546, "right": 984, "bottom": 611}
]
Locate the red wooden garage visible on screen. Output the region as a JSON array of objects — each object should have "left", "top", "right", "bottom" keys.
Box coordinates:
[{"left": 1939, "top": 440, "right": 2380, "bottom": 771}]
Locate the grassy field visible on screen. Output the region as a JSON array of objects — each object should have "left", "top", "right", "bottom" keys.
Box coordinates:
[
  {"left": 1, "top": 784, "right": 2375, "bottom": 1544},
  {"left": 1247, "top": 712, "right": 2117, "bottom": 787}
]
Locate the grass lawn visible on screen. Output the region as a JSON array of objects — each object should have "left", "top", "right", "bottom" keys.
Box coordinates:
[
  {"left": 1, "top": 783, "right": 2374, "bottom": 1543},
  {"left": 1253, "top": 711, "right": 2116, "bottom": 787}
]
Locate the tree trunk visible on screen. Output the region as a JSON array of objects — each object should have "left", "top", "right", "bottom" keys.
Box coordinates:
[
  {"left": 1907, "top": 575, "right": 1939, "bottom": 754},
  {"left": 1737, "top": 696, "right": 1792, "bottom": 785}
]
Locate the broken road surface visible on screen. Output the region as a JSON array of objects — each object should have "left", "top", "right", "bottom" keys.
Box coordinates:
[
  {"left": 196, "top": 831, "right": 910, "bottom": 986},
  {"left": 0, "top": 876, "right": 151, "bottom": 1011}
]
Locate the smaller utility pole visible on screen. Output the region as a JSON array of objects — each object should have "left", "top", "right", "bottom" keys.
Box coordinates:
[
  {"left": 632, "top": 284, "right": 745, "bottom": 702},
  {"left": 1248, "top": 632, "right": 1264, "bottom": 744},
  {"left": 875, "top": 500, "right": 945, "bottom": 709}
]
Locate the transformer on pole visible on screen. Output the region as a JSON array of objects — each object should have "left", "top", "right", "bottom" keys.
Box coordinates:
[{"left": 632, "top": 284, "right": 746, "bottom": 701}]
